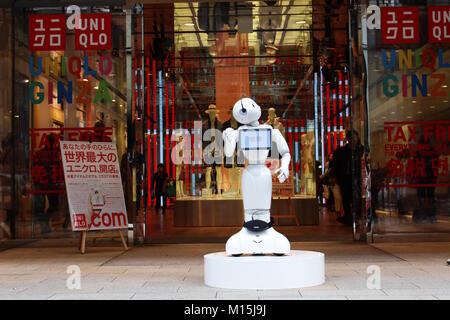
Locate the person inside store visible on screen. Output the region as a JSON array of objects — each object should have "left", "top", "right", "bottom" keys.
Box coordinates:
[
  {"left": 92, "top": 119, "right": 112, "bottom": 142},
  {"left": 120, "top": 150, "right": 133, "bottom": 223},
  {"left": 151, "top": 163, "right": 169, "bottom": 215},
  {"left": 320, "top": 153, "right": 343, "bottom": 218},
  {"left": 328, "top": 130, "right": 362, "bottom": 226},
  {"left": 134, "top": 143, "right": 144, "bottom": 211},
  {"left": 32, "top": 133, "right": 60, "bottom": 234}
]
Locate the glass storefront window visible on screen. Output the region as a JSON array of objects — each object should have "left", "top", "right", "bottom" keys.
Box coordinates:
[
  {"left": 361, "top": 2, "right": 450, "bottom": 237},
  {"left": 169, "top": 1, "right": 317, "bottom": 202},
  {"left": 10, "top": 4, "right": 128, "bottom": 238}
]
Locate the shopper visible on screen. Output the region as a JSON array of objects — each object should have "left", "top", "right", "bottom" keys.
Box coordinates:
[
  {"left": 120, "top": 152, "right": 133, "bottom": 223},
  {"left": 321, "top": 153, "right": 343, "bottom": 217},
  {"left": 32, "top": 133, "right": 60, "bottom": 234},
  {"left": 352, "top": 131, "right": 364, "bottom": 223},
  {"left": 329, "top": 131, "right": 353, "bottom": 226},
  {"left": 151, "top": 163, "right": 169, "bottom": 214}
]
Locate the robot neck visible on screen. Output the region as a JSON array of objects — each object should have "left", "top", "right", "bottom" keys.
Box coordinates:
[{"left": 249, "top": 120, "right": 259, "bottom": 127}]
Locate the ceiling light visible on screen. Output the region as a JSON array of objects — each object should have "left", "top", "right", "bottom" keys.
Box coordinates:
[
  {"left": 430, "top": 105, "right": 435, "bottom": 109},
  {"left": 412, "top": 100, "right": 416, "bottom": 104},
  {"left": 112, "top": 99, "right": 116, "bottom": 103},
  {"left": 417, "top": 111, "right": 423, "bottom": 114},
  {"left": 295, "top": 20, "right": 307, "bottom": 24},
  {"left": 24, "top": 79, "right": 29, "bottom": 83},
  {"left": 442, "top": 85, "right": 448, "bottom": 88},
  {"left": 391, "top": 111, "right": 395, "bottom": 114},
  {"left": 184, "top": 22, "right": 195, "bottom": 26},
  {"left": 94, "top": 86, "right": 99, "bottom": 89},
  {"left": 83, "top": 78, "right": 88, "bottom": 81}
]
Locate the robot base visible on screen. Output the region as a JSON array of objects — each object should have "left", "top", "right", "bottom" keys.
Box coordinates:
[
  {"left": 204, "top": 250, "right": 325, "bottom": 289},
  {"left": 225, "top": 227, "right": 290, "bottom": 256}
]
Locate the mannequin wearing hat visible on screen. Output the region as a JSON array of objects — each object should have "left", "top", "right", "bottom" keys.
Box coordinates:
[
  {"left": 265, "top": 107, "right": 285, "bottom": 137},
  {"left": 202, "top": 104, "right": 223, "bottom": 196},
  {"left": 222, "top": 110, "right": 243, "bottom": 196}
]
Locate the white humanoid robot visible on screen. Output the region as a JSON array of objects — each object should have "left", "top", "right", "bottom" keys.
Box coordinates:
[{"left": 223, "top": 98, "right": 291, "bottom": 256}]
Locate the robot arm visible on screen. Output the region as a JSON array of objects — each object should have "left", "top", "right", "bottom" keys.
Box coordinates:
[
  {"left": 222, "top": 128, "right": 238, "bottom": 158},
  {"left": 272, "top": 129, "right": 291, "bottom": 183}
]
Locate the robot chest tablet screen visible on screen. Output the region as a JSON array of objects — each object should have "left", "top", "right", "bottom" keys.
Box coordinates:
[{"left": 239, "top": 128, "right": 271, "bottom": 151}]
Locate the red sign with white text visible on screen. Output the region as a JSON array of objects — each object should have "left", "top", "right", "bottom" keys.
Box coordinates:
[
  {"left": 428, "top": 6, "right": 450, "bottom": 43},
  {"left": 29, "top": 14, "right": 66, "bottom": 51},
  {"left": 381, "top": 7, "right": 419, "bottom": 44},
  {"left": 29, "top": 127, "right": 113, "bottom": 194},
  {"left": 75, "top": 14, "right": 111, "bottom": 50}
]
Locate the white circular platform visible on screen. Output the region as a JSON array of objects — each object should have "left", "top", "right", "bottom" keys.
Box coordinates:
[{"left": 204, "top": 250, "right": 325, "bottom": 290}]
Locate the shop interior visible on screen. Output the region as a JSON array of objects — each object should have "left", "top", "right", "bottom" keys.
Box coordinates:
[{"left": 133, "top": 0, "right": 354, "bottom": 243}]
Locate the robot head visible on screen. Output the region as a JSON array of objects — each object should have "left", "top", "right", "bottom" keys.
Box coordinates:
[{"left": 232, "top": 98, "right": 261, "bottom": 125}]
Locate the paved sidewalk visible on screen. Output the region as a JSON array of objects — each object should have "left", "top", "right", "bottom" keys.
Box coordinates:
[{"left": 0, "top": 241, "right": 449, "bottom": 300}]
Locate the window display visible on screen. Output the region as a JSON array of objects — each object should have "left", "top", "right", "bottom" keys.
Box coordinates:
[{"left": 171, "top": 1, "right": 317, "bottom": 207}]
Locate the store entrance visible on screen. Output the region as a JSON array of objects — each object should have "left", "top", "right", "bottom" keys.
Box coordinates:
[{"left": 132, "top": 1, "right": 353, "bottom": 243}]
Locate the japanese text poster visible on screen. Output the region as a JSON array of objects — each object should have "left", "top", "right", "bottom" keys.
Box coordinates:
[{"left": 60, "top": 141, "right": 128, "bottom": 231}]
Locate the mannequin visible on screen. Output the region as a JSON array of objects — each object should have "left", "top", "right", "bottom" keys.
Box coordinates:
[
  {"left": 203, "top": 104, "right": 223, "bottom": 196},
  {"left": 265, "top": 107, "right": 285, "bottom": 136},
  {"left": 301, "top": 131, "right": 315, "bottom": 195},
  {"left": 174, "top": 134, "right": 186, "bottom": 197},
  {"left": 223, "top": 98, "right": 291, "bottom": 255}
]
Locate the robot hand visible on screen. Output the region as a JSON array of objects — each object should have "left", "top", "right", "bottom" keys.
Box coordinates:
[
  {"left": 274, "top": 166, "right": 289, "bottom": 183},
  {"left": 222, "top": 128, "right": 238, "bottom": 157},
  {"left": 223, "top": 127, "right": 237, "bottom": 140}
]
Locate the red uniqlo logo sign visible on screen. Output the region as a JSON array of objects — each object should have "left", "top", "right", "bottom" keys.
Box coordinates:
[
  {"left": 75, "top": 14, "right": 111, "bottom": 50},
  {"left": 29, "top": 14, "right": 66, "bottom": 51},
  {"left": 381, "top": 7, "right": 419, "bottom": 44},
  {"left": 428, "top": 6, "right": 450, "bottom": 43},
  {"left": 73, "top": 213, "right": 87, "bottom": 229}
]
